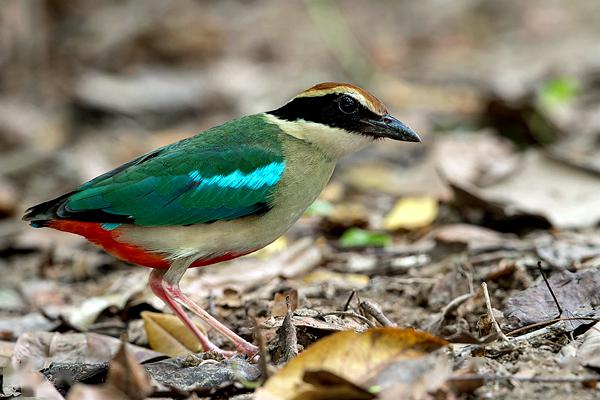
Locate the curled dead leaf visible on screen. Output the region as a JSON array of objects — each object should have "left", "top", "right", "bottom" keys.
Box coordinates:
[
  {"left": 141, "top": 311, "right": 205, "bottom": 357},
  {"left": 271, "top": 288, "right": 299, "bottom": 318},
  {"left": 255, "top": 327, "right": 448, "bottom": 400}
]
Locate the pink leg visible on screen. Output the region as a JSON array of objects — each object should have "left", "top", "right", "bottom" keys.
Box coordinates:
[
  {"left": 149, "top": 269, "right": 234, "bottom": 357},
  {"left": 163, "top": 281, "right": 258, "bottom": 357}
]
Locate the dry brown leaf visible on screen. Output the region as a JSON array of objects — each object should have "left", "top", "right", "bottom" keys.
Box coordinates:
[
  {"left": 441, "top": 146, "right": 600, "bottom": 228},
  {"left": 141, "top": 311, "right": 204, "bottom": 357},
  {"left": 297, "top": 370, "right": 376, "bottom": 400},
  {"left": 435, "top": 132, "right": 519, "bottom": 187},
  {"left": 261, "top": 309, "right": 367, "bottom": 345},
  {"left": 503, "top": 269, "right": 600, "bottom": 331},
  {"left": 535, "top": 231, "right": 600, "bottom": 270},
  {"left": 430, "top": 224, "right": 507, "bottom": 249},
  {"left": 11, "top": 332, "right": 162, "bottom": 370},
  {"left": 272, "top": 288, "right": 299, "bottom": 318},
  {"left": 107, "top": 343, "right": 153, "bottom": 399},
  {"left": 255, "top": 327, "right": 448, "bottom": 400}
]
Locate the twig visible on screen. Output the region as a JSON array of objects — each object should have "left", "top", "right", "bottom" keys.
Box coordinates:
[
  {"left": 481, "top": 282, "right": 510, "bottom": 342},
  {"left": 359, "top": 299, "right": 395, "bottom": 327},
  {"left": 455, "top": 317, "right": 600, "bottom": 358},
  {"left": 425, "top": 292, "right": 475, "bottom": 333},
  {"left": 343, "top": 289, "right": 356, "bottom": 312},
  {"left": 452, "top": 316, "right": 600, "bottom": 359},
  {"left": 506, "top": 316, "right": 600, "bottom": 337},
  {"left": 537, "top": 261, "right": 562, "bottom": 317},
  {"left": 320, "top": 311, "right": 376, "bottom": 327},
  {"left": 441, "top": 293, "right": 475, "bottom": 320},
  {"left": 253, "top": 318, "right": 269, "bottom": 383}
]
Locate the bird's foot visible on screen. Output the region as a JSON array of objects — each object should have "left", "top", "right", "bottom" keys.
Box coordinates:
[
  {"left": 202, "top": 343, "right": 257, "bottom": 361},
  {"left": 235, "top": 341, "right": 259, "bottom": 359},
  {"left": 164, "top": 283, "right": 259, "bottom": 357},
  {"left": 150, "top": 267, "right": 260, "bottom": 361}
]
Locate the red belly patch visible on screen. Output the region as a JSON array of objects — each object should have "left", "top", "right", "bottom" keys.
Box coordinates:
[{"left": 47, "top": 220, "right": 250, "bottom": 269}]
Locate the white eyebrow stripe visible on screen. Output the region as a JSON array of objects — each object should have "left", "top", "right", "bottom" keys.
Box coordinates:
[{"left": 295, "top": 87, "right": 376, "bottom": 114}]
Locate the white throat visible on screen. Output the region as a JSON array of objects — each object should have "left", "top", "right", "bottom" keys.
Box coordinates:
[{"left": 263, "top": 114, "right": 373, "bottom": 160}]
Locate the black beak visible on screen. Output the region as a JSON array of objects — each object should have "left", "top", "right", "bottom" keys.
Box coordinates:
[{"left": 364, "top": 114, "right": 421, "bottom": 143}]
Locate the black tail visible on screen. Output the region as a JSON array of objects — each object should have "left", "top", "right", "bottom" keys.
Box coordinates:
[{"left": 22, "top": 192, "right": 74, "bottom": 227}]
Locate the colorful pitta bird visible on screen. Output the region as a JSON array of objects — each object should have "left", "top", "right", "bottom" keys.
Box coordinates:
[{"left": 23, "top": 82, "right": 420, "bottom": 357}]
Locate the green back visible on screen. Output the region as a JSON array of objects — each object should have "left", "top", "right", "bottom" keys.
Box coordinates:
[{"left": 64, "top": 115, "right": 286, "bottom": 226}]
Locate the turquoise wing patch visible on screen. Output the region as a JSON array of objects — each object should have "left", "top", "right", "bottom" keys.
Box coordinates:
[{"left": 64, "top": 145, "right": 286, "bottom": 227}]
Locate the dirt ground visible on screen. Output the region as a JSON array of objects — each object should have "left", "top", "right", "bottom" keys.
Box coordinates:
[{"left": 1, "top": 1, "right": 600, "bottom": 399}]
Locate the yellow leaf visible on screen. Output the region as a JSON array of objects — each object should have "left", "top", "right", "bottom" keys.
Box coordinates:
[
  {"left": 383, "top": 197, "right": 438, "bottom": 230},
  {"left": 255, "top": 327, "right": 447, "bottom": 400},
  {"left": 141, "top": 311, "right": 204, "bottom": 357}
]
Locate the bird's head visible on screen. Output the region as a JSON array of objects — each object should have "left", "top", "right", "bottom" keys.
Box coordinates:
[{"left": 266, "top": 82, "right": 420, "bottom": 159}]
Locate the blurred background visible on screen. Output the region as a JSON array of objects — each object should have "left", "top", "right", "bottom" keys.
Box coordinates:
[
  {"left": 1, "top": 0, "right": 600, "bottom": 223},
  {"left": 1, "top": 1, "right": 600, "bottom": 397},
  {"left": 1, "top": 0, "right": 600, "bottom": 228}
]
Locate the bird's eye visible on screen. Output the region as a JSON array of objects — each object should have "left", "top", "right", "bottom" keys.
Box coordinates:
[{"left": 338, "top": 95, "right": 358, "bottom": 114}]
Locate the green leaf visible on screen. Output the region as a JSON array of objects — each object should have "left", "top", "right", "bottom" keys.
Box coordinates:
[
  {"left": 539, "top": 76, "right": 579, "bottom": 108},
  {"left": 339, "top": 228, "right": 391, "bottom": 248}
]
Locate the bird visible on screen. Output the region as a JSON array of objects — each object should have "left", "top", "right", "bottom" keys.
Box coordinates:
[{"left": 23, "top": 82, "right": 420, "bottom": 357}]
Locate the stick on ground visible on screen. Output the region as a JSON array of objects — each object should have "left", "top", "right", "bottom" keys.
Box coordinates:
[
  {"left": 537, "top": 261, "right": 562, "bottom": 317},
  {"left": 481, "top": 282, "right": 510, "bottom": 342},
  {"left": 359, "top": 299, "right": 396, "bottom": 327}
]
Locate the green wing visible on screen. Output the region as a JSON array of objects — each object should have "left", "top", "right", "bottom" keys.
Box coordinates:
[{"left": 28, "top": 115, "right": 286, "bottom": 227}]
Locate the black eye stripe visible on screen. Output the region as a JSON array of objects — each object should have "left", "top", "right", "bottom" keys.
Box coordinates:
[{"left": 268, "top": 93, "right": 381, "bottom": 134}]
